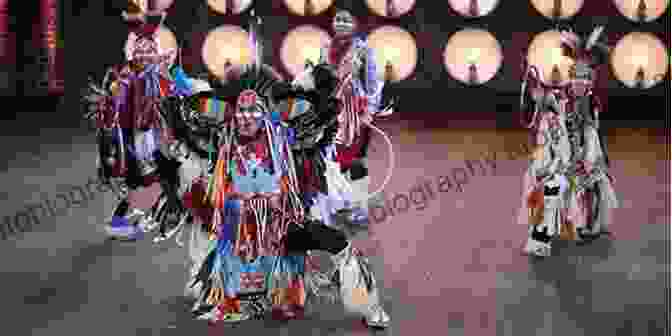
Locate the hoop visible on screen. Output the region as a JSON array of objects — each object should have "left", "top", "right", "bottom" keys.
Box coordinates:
[{"left": 361, "top": 121, "right": 395, "bottom": 201}]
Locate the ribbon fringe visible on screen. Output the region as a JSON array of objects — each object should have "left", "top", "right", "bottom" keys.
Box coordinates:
[{"left": 304, "top": 270, "right": 339, "bottom": 304}]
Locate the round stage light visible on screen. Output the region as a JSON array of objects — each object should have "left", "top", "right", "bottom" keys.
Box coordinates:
[
  {"left": 366, "top": 26, "right": 418, "bottom": 82},
  {"left": 284, "top": 0, "right": 334, "bottom": 16},
  {"left": 365, "top": 0, "right": 416, "bottom": 17},
  {"left": 530, "top": 0, "right": 584, "bottom": 19},
  {"left": 154, "top": 0, "right": 174, "bottom": 11},
  {"left": 527, "top": 30, "right": 577, "bottom": 86},
  {"left": 207, "top": 0, "right": 254, "bottom": 15},
  {"left": 202, "top": 25, "right": 252, "bottom": 78},
  {"left": 443, "top": 28, "right": 503, "bottom": 85},
  {"left": 280, "top": 25, "right": 331, "bottom": 78},
  {"left": 124, "top": 24, "right": 178, "bottom": 65},
  {"left": 448, "top": 0, "right": 500, "bottom": 17},
  {"left": 611, "top": 32, "right": 669, "bottom": 89},
  {"left": 128, "top": 0, "right": 175, "bottom": 12},
  {"left": 613, "top": 0, "right": 670, "bottom": 23}
]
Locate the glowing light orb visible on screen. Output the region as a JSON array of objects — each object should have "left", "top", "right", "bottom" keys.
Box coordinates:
[
  {"left": 284, "top": 0, "right": 334, "bottom": 16},
  {"left": 527, "top": 30, "right": 577, "bottom": 85},
  {"left": 128, "top": 0, "right": 175, "bottom": 12},
  {"left": 366, "top": 26, "right": 418, "bottom": 82},
  {"left": 530, "top": 0, "right": 584, "bottom": 19},
  {"left": 611, "top": 32, "right": 669, "bottom": 89},
  {"left": 207, "top": 0, "right": 253, "bottom": 15},
  {"left": 448, "top": 0, "right": 500, "bottom": 17},
  {"left": 365, "top": 0, "right": 416, "bottom": 17},
  {"left": 444, "top": 28, "right": 503, "bottom": 85},
  {"left": 202, "top": 25, "right": 252, "bottom": 78},
  {"left": 280, "top": 25, "right": 331, "bottom": 77},
  {"left": 613, "top": 0, "right": 670, "bottom": 22}
]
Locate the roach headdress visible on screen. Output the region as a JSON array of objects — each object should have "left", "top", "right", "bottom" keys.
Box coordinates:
[
  {"left": 209, "top": 63, "right": 285, "bottom": 119},
  {"left": 559, "top": 25, "right": 612, "bottom": 68}
]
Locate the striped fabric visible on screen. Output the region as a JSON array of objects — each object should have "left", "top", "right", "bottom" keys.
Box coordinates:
[
  {"left": 199, "top": 97, "right": 228, "bottom": 115},
  {"left": 331, "top": 40, "right": 372, "bottom": 148},
  {"left": 284, "top": 97, "right": 310, "bottom": 120},
  {"left": 334, "top": 72, "right": 367, "bottom": 147}
]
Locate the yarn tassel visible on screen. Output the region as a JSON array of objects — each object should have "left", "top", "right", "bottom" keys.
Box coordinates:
[
  {"left": 264, "top": 121, "right": 281, "bottom": 177},
  {"left": 209, "top": 156, "right": 223, "bottom": 208},
  {"left": 206, "top": 270, "right": 228, "bottom": 305},
  {"left": 206, "top": 285, "right": 224, "bottom": 305},
  {"left": 220, "top": 200, "right": 239, "bottom": 243},
  {"left": 203, "top": 172, "right": 215, "bottom": 204},
  {"left": 280, "top": 175, "right": 290, "bottom": 194},
  {"left": 116, "top": 127, "right": 128, "bottom": 175},
  {"left": 303, "top": 270, "right": 338, "bottom": 304},
  {"left": 208, "top": 209, "right": 222, "bottom": 240},
  {"left": 291, "top": 276, "right": 306, "bottom": 306},
  {"left": 354, "top": 249, "right": 375, "bottom": 291},
  {"left": 285, "top": 97, "right": 294, "bottom": 120},
  {"left": 210, "top": 146, "right": 230, "bottom": 208},
  {"left": 215, "top": 158, "right": 228, "bottom": 208},
  {"left": 190, "top": 246, "right": 218, "bottom": 290}
]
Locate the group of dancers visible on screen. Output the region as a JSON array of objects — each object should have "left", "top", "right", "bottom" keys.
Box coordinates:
[
  {"left": 81, "top": 0, "right": 618, "bottom": 330},
  {"left": 83, "top": 3, "right": 393, "bottom": 328}
]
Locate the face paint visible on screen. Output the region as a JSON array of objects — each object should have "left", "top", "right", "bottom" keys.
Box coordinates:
[
  {"left": 236, "top": 90, "right": 264, "bottom": 137},
  {"left": 333, "top": 10, "right": 355, "bottom": 36}
]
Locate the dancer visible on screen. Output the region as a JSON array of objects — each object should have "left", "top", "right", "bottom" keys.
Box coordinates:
[
  {"left": 142, "top": 88, "right": 214, "bottom": 245},
  {"left": 82, "top": 3, "right": 178, "bottom": 240},
  {"left": 138, "top": 54, "right": 211, "bottom": 244},
  {"left": 518, "top": 58, "right": 572, "bottom": 257},
  {"left": 184, "top": 12, "right": 391, "bottom": 328},
  {"left": 185, "top": 64, "right": 389, "bottom": 328},
  {"left": 318, "top": 9, "right": 396, "bottom": 224},
  {"left": 519, "top": 25, "right": 617, "bottom": 257},
  {"left": 282, "top": 11, "right": 393, "bottom": 327},
  {"left": 559, "top": 26, "right": 618, "bottom": 240}
]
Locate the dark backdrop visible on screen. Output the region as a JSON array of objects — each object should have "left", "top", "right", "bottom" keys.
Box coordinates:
[
  {"left": 59, "top": 0, "right": 64, "bottom": 42},
  {"left": 65, "top": 0, "right": 670, "bottom": 128},
  {"left": 0, "top": 0, "right": 14, "bottom": 97}
]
